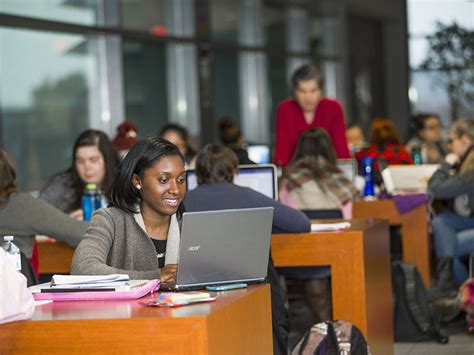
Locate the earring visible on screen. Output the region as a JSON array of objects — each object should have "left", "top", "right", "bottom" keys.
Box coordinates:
[{"left": 136, "top": 185, "right": 141, "bottom": 190}]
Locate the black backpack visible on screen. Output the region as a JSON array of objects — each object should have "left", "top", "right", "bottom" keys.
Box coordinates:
[
  {"left": 392, "top": 261, "right": 449, "bottom": 343},
  {"left": 291, "top": 320, "right": 370, "bottom": 355}
]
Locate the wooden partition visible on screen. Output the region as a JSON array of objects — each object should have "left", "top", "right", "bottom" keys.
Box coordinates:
[
  {"left": 353, "top": 199, "right": 432, "bottom": 286},
  {"left": 272, "top": 219, "right": 393, "bottom": 355}
]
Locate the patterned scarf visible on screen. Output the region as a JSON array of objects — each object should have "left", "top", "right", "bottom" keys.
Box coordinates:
[{"left": 284, "top": 156, "right": 359, "bottom": 205}]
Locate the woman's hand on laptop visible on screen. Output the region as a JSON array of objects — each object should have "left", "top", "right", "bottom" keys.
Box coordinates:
[{"left": 160, "top": 264, "right": 177, "bottom": 283}]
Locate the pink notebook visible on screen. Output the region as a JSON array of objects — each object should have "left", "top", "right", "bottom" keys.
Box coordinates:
[{"left": 33, "top": 279, "right": 160, "bottom": 301}]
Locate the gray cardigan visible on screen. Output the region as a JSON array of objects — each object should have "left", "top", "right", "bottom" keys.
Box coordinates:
[
  {"left": 71, "top": 207, "right": 180, "bottom": 280},
  {"left": 0, "top": 192, "right": 87, "bottom": 258},
  {"left": 39, "top": 171, "right": 78, "bottom": 213}
]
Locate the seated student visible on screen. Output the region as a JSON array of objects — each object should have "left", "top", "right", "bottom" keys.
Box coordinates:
[
  {"left": 357, "top": 117, "right": 413, "bottom": 168},
  {"left": 0, "top": 149, "right": 87, "bottom": 279},
  {"left": 356, "top": 117, "right": 413, "bottom": 187},
  {"left": 278, "top": 128, "right": 358, "bottom": 324},
  {"left": 279, "top": 127, "right": 359, "bottom": 216},
  {"left": 218, "top": 116, "right": 256, "bottom": 165},
  {"left": 428, "top": 118, "right": 474, "bottom": 294},
  {"left": 184, "top": 144, "right": 310, "bottom": 355},
  {"left": 345, "top": 123, "right": 367, "bottom": 155},
  {"left": 160, "top": 123, "right": 198, "bottom": 168},
  {"left": 71, "top": 138, "right": 185, "bottom": 282},
  {"left": 406, "top": 113, "right": 447, "bottom": 164},
  {"left": 40, "top": 129, "right": 120, "bottom": 220}
]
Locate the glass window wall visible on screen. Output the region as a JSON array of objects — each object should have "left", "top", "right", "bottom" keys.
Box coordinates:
[
  {"left": 122, "top": 40, "right": 168, "bottom": 136},
  {"left": 0, "top": 0, "right": 98, "bottom": 26},
  {"left": 0, "top": 27, "right": 96, "bottom": 190}
]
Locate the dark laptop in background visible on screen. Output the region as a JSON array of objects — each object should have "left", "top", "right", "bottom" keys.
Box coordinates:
[
  {"left": 186, "top": 164, "right": 278, "bottom": 200},
  {"left": 160, "top": 207, "right": 274, "bottom": 291}
]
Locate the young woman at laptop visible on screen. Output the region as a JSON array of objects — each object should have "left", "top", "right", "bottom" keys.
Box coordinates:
[{"left": 71, "top": 137, "right": 186, "bottom": 282}]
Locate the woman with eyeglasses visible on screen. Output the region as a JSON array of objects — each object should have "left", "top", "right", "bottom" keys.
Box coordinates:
[
  {"left": 428, "top": 118, "right": 474, "bottom": 295},
  {"left": 406, "top": 113, "right": 447, "bottom": 164}
]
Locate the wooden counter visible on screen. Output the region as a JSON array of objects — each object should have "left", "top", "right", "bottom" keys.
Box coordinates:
[{"left": 0, "top": 284, "right": 272, "bottom": 354}]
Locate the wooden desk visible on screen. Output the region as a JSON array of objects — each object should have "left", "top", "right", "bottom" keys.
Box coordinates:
[
  {"left": 37, "top": 239, "right": 75, "bottom": 274},
  {"left": 0, "top": 285, "right": 272, "bottom": 354},
  {"left": 353, "top": 199, "right": 431, "bottom": 287},
  {"left": 271, "top": 219, "right": 393, "bottom": 355}
]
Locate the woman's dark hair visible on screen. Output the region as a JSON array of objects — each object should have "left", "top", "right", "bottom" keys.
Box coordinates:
[
  {"left": 285, "top": 128, "right": 340, "bottom": 184},
  {"left": 110, "top": 137, "right": 185, "bottom": 214},
  {"left": 410, "top": 113, "right": 440, "bottom": 138},
  {"left": 195, "top": 144, "right": 238, "bottom": 185},
  {"left": 0, "top": 149, "right": 18, "bottom": 206},
  {"left": 159, "top": 123, "right": 197, "bottom": 163},
  {"left": 291, "top": 63, "right": 324, "bottom": 93},
  {"left": 62, "top": 129, "right": 120, "bottom": 209},
  {"left": 218, "top": 116, "right": 242, "bottom": 147},
  {"left": 66, "top": 129, "right": 120, "bottom": 210},
  {"left": 291, "top": 128, "right": 337, "bottom": 165}
]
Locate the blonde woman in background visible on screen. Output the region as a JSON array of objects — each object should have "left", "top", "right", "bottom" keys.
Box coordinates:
[{"left": 428, "top": 118, "right": 474, "bottom": 295}]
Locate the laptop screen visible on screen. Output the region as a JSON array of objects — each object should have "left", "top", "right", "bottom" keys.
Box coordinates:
[
  {"left": 247, "top": 145, "right": 271, "bottom": 164},
  {"left": 337, "top": 159, "right": 357, "bottom": 182},
  {"left": 186, "top": 164, "right": 278, "bottom": 200}
]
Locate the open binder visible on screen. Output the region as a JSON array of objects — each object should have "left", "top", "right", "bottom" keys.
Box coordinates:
[{"left": 30, "top": 279, "right": 160, "bottom": 301}]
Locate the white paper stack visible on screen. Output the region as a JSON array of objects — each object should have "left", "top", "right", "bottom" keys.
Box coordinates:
[{"left": 311, "top": 222, "right": 351, "bottom": 232}]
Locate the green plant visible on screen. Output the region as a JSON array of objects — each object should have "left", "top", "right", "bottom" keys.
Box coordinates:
[{"left": 421, "top": 22, "right": 474, "bottom": 121}]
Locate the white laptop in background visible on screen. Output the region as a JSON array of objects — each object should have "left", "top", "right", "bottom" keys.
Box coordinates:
[
  {"left": 247, "top": 145, "right": 271, "bottom": 164},
  {"left": 382, "top": 165, "right": 439, "bottom": 194},
  {"left": 337, "top": 159, "right": 358, "bottom": 182},
  {"left": 160, "top": 207, "right": 274, "bottom": 291}
]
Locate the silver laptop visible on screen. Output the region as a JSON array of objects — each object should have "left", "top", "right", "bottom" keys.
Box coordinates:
[{"left": 161, "top": 207, "right": 274, "bottom": 291}]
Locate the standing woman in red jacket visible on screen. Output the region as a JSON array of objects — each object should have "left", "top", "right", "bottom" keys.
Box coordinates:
[{"left": 274, "top": 63, "right": 350, "bottom": 167}]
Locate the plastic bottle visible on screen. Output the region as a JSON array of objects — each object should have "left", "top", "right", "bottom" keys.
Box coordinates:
[
  {"left": 412, "top": 146, "right": 422, "bottom": 165},
  {"left": 95, "top": 188, "right": 106, "bottom": 209},
  {"left": 82, "top": 183, "right": 98, "bottom": 222},
  {"left": 362, "top": 156, "right": 375, "bottom": 198},
  {"left": 420, "top": 145, "right": 428, "bottom": 164},
  {"left": 2, "top": 236, "right": 22, "bottom": 271}
]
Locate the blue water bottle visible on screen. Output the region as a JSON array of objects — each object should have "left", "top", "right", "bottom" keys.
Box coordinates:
[
  {"left": 412, "top": 146, "right": 422, "bottom": 165},
  {"left": 82, "top": 183, "right": 98, "bottom": 222},
  {"left": 362, "top": 157, "right": 375, "bottom": 197}
]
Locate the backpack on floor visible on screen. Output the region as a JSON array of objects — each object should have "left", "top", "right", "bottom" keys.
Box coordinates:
[
  {"left": 392, "top": 261, "right": 448, "bottom": 343},
  {"left": 291, "top": 320, "right": 370, "bottom": 355}
]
